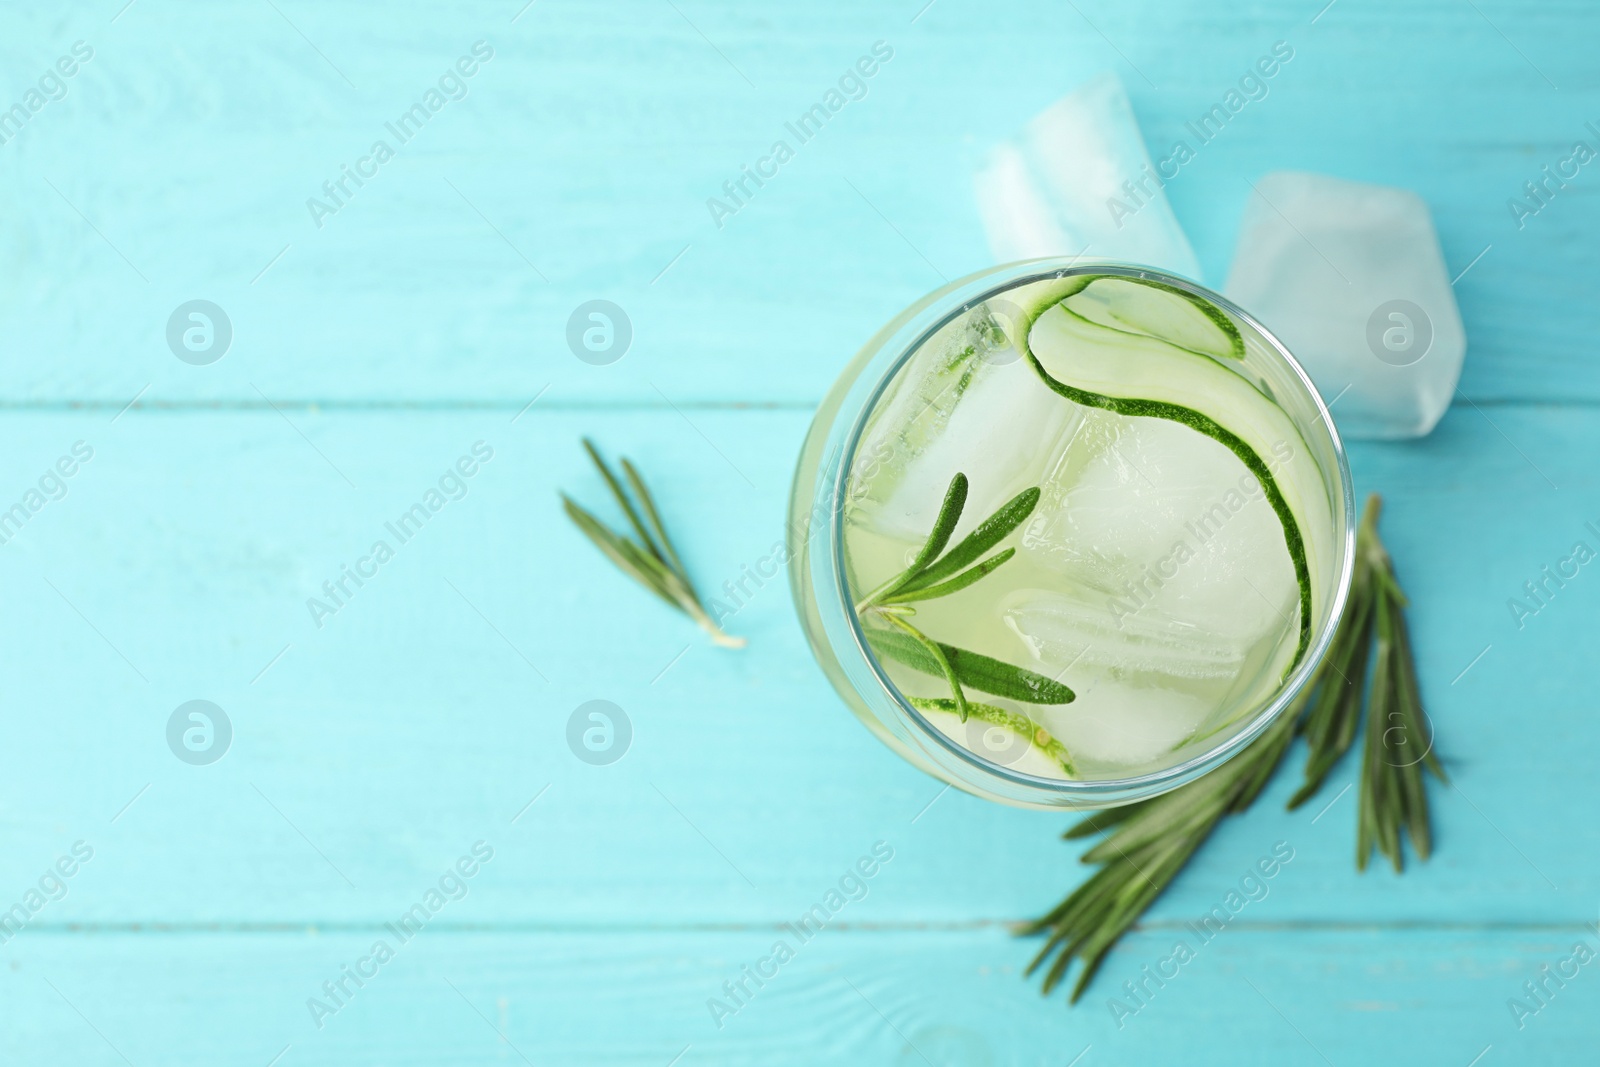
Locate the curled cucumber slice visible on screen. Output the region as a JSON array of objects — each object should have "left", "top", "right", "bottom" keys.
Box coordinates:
[
  {"left": 1067, "top": 275, "right": 1245, "bottom": 361},
  {"left": 1004, "top": 275, "right": 1332, "bottom": 678}
]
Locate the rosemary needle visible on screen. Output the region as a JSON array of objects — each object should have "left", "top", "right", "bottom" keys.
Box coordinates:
[{"left": 562, "top": 439, "right": 745, "bottom": 649}]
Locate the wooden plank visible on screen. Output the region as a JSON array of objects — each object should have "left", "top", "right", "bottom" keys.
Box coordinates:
[
  {"left": 0, "top": 0, "right": 1595, "bottom": 404},
  {"left": 2, "top": 927, "right": 1593, "bottom": 1064},
  {"left": 0, "top": 404, "right": 1591, "bottom": 930}
]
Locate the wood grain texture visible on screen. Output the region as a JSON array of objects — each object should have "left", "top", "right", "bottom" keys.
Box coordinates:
[
  {"left": 0, "top": 0, "right": 1595, "bottom": 404},
  {"left": 5, "top": 929, "right": 1596, "bottom": 1065},
  {"left": 0, "top": 0, "right": 1596, "bottom": 1062}
]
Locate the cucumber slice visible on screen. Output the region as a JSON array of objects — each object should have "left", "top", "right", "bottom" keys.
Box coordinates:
[
  {"left": 909, "top": 697, "right": 1076, "bottom": 777},
  {"left": 1068, "top": 276, "right": 1245, "bottom": 361},
  {"left": 1005, "top": 278, "right": 1332, "bottom": 680}
]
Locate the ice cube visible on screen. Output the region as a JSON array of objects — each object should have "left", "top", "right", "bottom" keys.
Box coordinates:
[
  {"left": 1046, "top": 678, "right": 1211, "bottom": 769},
  {"left": 1004, "top": 591, "right": 1247, "bottom": 683},
  {"left": 974, "top": 72, "right": 1202, "bottom": 280},
  {"left": 1021, "top": 409, "right": 1297, "bottom": 638},
  {"left": 1224, "top": 172, "right": 1467, "bottom": 440},
  {"left": 847, "top": 309, "right": 1080, "bottom": 544}
]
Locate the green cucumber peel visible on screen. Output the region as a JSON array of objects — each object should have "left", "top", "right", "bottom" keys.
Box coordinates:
[
  {"left": 1005, "top": 275, "right": 1316, "bottom": 678},
  {"left": 907, "top": 696, "right": 1077, "bottom": 777}
]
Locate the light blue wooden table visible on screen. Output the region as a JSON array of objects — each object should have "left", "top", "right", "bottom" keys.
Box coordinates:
[{"left": 1, "top": 1, "right": 1595, "bottom": 1063}]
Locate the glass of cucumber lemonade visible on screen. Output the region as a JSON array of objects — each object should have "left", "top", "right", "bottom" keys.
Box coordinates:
[{"left": 788, "top": 260, "right": 1355, "bottom": 809}]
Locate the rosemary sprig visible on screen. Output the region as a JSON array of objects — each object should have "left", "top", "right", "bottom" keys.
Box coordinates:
[
  {"left": 561, "top": 439, "right": 745, "bottom": 649},
  {"left": 854, "top": 473, "right": 1072, "bottom": 721},
  {"left": 1021, "top": 680, "right": 1314, "bottom": 1002},
  {"left": 1355, "top": 497, "right": 1447, "bottom": 869},
  {"left": 1024, "top": 492, "right": 1443, "bottom": 1002},
  {"left": 1288, "top": 495, "right": 1445, "bottom": 868}
]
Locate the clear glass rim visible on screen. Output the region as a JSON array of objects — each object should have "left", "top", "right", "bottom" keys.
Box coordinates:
[{"left": 825, "top": 258, "right": 1357, "bottom": 802}]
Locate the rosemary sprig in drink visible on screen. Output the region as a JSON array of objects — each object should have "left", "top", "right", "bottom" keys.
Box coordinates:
[
  {"left": 561, "top": 439, "right": 745, "bottom": 649},
  {"left": 854, "top": 472, "right": 1073, "bottom": 722},
  {"left": 1024, "top": 493, "right": 1443, "bottom": 1002}
]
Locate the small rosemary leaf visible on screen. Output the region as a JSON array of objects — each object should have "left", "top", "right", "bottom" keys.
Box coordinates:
[
  {"left": 582, "top": 438, "right": 663, "bottom": 562},
  {"left": 562, "top": 497, "right": 683, "bottom": 612},
  {"left": 1082, "top": 805, "right": 1213, "bottom": 868},
  {"left": 903, "top": 472, "right": 969, "bottom": 580},
  {"left": 615, "top": 537, "right": 689, "bottom": 602},
  {"left": 620, "top": 456, "right": 692, "bottom": 589},
  {"left": 1026, "top": 889, "right": 1116, "bottom": 953},
  {"left": 865, "top": 626, "right": 1074, "bottom": 704},
  {"left": 1066, "top": 837, "right": 1209, "bottom": 1003},
  {"left": 1393, "top": 610, "right": 1448, "bottom": 783},
  {"left": 1399, "top": 754, "right": 1431, "bottom": 861},
  {"left": 894, "top": 485, "right": 1042, "bottom": 594},
  {"left": 886, "top": 614, "right": 967, "bottom": 721},
  {"left": 1063, "top": 804, "right": 1143, "bottom": 841},
  {"left": 1229, "top": 700, "right": 1305, "bottom": 805},
  {"left": 1028, "top": 865, "right": 1126, "bottom": 976},
  {"left": 1286, "top": 549, "right": 1378, "bottom": 810},
  {"left": 1368, "top": 599, "right": 1407, "bottom": 871},
  {"left": 879, "top": 548, "right": 1015, "bottom": 605},
  {"left": 1079, "top": 785, "right": 1221, "bottom": 863}
]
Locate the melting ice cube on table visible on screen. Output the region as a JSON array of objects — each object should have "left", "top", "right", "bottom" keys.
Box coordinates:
[
  {"left": 974, "top": 72, "right": 1202, "bottom": 280},
  {"left": 1224, "top": 171, "right": 1467, "bottom": 440}
]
